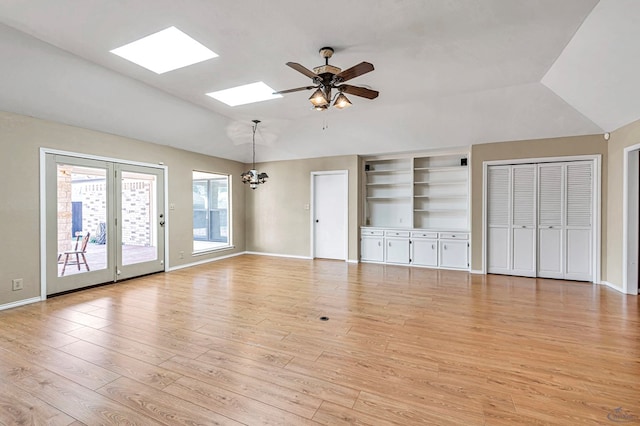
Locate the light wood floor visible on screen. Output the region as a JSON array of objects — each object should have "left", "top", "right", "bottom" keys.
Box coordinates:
[{"left": 1, "top": 256, "right": 639, "bottom": 425}]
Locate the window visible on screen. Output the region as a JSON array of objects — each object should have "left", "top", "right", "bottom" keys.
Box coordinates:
[{"left": 193, "top": 171, "right": 230, "bottom": 252}]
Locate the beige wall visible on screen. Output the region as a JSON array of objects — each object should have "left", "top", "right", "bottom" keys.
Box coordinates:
[
  {"left": 0, "top": 111, "right": 245, "bottom": 306},
  {"left": 606, "top": 117, "right": 640, "bottom": 290},
  {"left": 245, "top": 155, "right": 359, "bottom": 260},
  {"left": 470, "top": 135, "right": 608, "bottom": 273}
]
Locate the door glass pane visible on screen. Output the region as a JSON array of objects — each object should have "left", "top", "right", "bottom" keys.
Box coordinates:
[
  {"left": 121, "top": 171, "right": 158, "bottom": 266},
  {"left": 193, "top": 171, "right": 229, "bottom": 252},
  {"left": 56, "top": 164, "right": 108, "bottom": 277}
]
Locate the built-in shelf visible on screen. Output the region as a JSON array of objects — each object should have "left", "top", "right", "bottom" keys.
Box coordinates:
[{"left": 364, "top": 153, "right": 469, "bottom": 230}]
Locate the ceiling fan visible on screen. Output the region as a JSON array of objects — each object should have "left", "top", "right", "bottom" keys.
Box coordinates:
[{"left": 274, "top": 47, "right": 379, "bottom": 111}]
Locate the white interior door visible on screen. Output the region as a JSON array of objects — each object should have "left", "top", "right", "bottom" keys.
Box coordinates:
[
  {"left": 45, "top": 153, "right": 166, "bottom": 295},
  {"left": 313, "top": 171, "right": 347, "bottom": 260}
]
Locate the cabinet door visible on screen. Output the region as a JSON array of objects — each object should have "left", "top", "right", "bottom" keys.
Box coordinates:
[
  {"left": 439, "top": 240, "right": 468, "bottom": 269},
  {"left": 361, "top": 237, "right": 384, "bottom": 262},
  {"left": 385, "top": 237, "right": 410, "bottom": 264},
  {"left": 411, "top": 239, "right": 438, "bottom": 267}
]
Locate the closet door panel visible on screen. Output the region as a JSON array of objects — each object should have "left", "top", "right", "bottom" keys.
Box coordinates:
[
  {"left": 538, "top": 228, "right": 563, "bottom": 278},
  {"left": 511, "top": 165, "right": 536, "bottom": 276},
  {"left": 487, "top": 166, "right": 511, "bottom": 274},
  {"left": 512, "top": 228, "right": 535, "bottom": 276},
  {"left": 488, "top": 228, "right": 510, "bottom": 271},
  {"left": 565, "top": 229, "right": 591, "bottom": 280}
]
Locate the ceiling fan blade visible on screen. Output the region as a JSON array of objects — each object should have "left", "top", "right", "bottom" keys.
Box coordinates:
[
  {"left": 336, "top": 62, "right": 374, "bottom": 82},
  {"left": 286, "top": 62, "right": 317, "bottom": 79},
  {"left": 273, "top": 85, "right": 317, "bottom": 95},
  {"left": 340, "top": 84, "right": 379, "bottom": 100}
]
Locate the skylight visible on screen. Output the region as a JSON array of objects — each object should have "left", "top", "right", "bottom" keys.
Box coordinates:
[
  {"left": 206, "top": 82, "right": 282, "bottom": 106},
  {"left": 110, "top": 26, "right": 218, "bottom": 74}
]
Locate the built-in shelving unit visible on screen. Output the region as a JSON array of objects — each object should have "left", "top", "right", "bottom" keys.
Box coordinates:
[{"left": 363, "top": 152, "right": 469, "bottom": 230}]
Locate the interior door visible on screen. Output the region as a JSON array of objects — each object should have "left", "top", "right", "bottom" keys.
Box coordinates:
[
  {"left": 115, "top": 164, "right": 165, "bottom": 280},
  {"left": 537, "top": 163, "right": 564, "bottom": 278},
  {"left": 313, "top": 172, "right": 347, "bottom": 260}
]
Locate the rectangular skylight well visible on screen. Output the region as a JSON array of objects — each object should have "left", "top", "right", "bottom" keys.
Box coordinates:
[
  {"left": 206, "top": 82, "right": 282, "bottom": 106},
  {"left": 110, "top": 26, "right": 218, "bottom": 74}
]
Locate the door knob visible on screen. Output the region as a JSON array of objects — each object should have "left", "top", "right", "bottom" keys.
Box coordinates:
[
  {"left": 159, "top": 221, "right": 165, "bottom": 226},
  {"left": 315, "top": 219, "right": 319, "bottom": 223}
]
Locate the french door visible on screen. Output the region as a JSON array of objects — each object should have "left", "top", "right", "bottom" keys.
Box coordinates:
[{"left": 45, "top": 153, "right": 165, "bottom": 295}]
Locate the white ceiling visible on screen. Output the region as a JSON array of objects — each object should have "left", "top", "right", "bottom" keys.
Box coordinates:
[{"left": 0, "top": 0, "right": 636, "bottom": 163}]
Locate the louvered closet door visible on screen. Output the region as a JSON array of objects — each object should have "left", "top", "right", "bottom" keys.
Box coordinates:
[
  {"left": 487, "top": 166, "right": 511, "bottom": 273},
  {"left": 538, "top": 163, "right": 564, "bottom": 278},
  {"left": 511, "top": 165, "right": 536, "bottom": 276},
  {"left": 565, "top": 162, "right": 592, "bottom": 281}
]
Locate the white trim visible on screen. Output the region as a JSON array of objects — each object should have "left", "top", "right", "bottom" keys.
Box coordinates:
[
  {"left": 39, "top": 148, "right": 169, "bottom": 170},
  {"left": 39, "top": 149, "right": 48, "bottom": 300},
  {"left": 470, "top": 269, "right": 485, "bottom": 275},
  {"left": 167, "top": 251, "right": 244, "bottom": 271},
  {"left": 347, "top": 259, "right": 359, "bottom": 264},
  {"left": 244, "top": 251, "right": 313, "bottom": 260},
  {"left": 310, "top": 170, "right": 349, "bottom": 261},
  {"left": 482, "top": 154, "right": 601, "bottom": 284},
  {"left": 600, "top": 280, "right": 623, "bottom": 291},
  {"left": 623, "top": 143, "right": 640, "bottom": 294},
  {"left": 0, "top": 297, "right": 42, "bottom": 312}
]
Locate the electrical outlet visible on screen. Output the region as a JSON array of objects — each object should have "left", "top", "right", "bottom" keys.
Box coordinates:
[{"left": 12, "top": 278, "right": 23, "bottom": 291}]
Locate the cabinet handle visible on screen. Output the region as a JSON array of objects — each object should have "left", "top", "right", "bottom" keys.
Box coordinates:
[
  {"left": 378, "top": 241, "right": 381, "bottom": 246},
  {"left": 444, "top": 245, "right": 447, "bottom": 250},
  {"left": 452, "top": 235, "right": 456, "bottom": 238},
  {"left": 431, "top": 244, "right": 435, "bottom": 249}
]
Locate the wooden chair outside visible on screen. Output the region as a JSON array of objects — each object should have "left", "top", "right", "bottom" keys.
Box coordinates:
[{"left": 58, "top": 232, "right": 91, "bottom": 276}]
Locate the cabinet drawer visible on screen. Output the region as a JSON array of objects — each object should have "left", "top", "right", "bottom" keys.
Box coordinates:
[
  {"left": 361, "top": 229, "right": 384, "bottom": 236},
  {"left": 385, "top": 230, "right": 410, "bottom": 237},
  {"left": 439, "top": 233, "right": 468, "bottom": 240},
  {"left": 411, "top": 231, "right": 438, "bottom": 239}
]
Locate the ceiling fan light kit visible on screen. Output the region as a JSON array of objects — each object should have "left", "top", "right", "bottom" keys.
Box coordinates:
[
  {"left": 274, "top": 46, "right": 379, "bottom": 111},
  {"left": 241, "top": 120, "right": 268, "bottom": 190}
]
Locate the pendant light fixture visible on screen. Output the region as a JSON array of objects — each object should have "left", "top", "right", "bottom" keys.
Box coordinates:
[{"left": 241, "top": 120, "right": 268, "bottom": 189}]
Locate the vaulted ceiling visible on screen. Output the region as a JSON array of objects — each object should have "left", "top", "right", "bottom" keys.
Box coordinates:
[{"left": 1, "top": 0, "right": 639, "bottom": 163}]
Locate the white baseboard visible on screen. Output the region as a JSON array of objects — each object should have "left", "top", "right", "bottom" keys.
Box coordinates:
[
  {"left": 599, "top": 280, "right": 625, "bottom": 293},
  {"left": 167, "top": 251, "right": 244, "bottom": 271},
  {"left": 347, "top": 259, "right": 359, "bottom": 264},
  {"left": 244, "top": 251, "right": 313, "bottom": 260},
  {"left": 0, "top": 296, "right": 42, "bottom": 312},
  {"left": 470, "top": 269, "right": 485, "bottom": 275}
]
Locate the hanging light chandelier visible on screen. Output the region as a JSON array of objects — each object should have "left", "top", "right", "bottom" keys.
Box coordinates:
[{"left": 241, "top": 119, "right": 268, "bottom": 189}]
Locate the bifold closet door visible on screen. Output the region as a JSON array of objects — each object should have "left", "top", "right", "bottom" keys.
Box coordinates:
[
  {"left": 487, "top": 166, "right": 511, "bottom": 274},
  {"left": 564, "top": 162, "right": 592, "bottom": 281},
  {"left": 487, "top": 164, "right": 536, "bottom": 276},
  {"left": 537, "top": 164, "right": 564, "bottom": 278}
]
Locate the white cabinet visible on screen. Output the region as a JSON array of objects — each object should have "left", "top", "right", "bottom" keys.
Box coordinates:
[
  {"left": 361, "top": 233, "right": 384, "bottom": 262},
  {"left": 385, "top": 231, "right": 410, "bottom": 264},
  {"left": 411, "top": 238, "right": 438, "bottom": 267},
  {"left": 438, "top": 233, "right": 469, "bottom": 269},
  {"left": 360, "top": 228, "right": 469, "bottom": 270}
]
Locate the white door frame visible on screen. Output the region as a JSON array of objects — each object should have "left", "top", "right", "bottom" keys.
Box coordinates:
[
  {"left": 310, "top": 170, "right": 349, "bottom": 261},
  {"left": 623, "top": 144, "right": 640, "bottom": 294},
  {"left": 39, "top": 148, "right": 169, "bottom": 300},
  {"left": 482, "top": 154, "right": 601, "bottom": 283}
]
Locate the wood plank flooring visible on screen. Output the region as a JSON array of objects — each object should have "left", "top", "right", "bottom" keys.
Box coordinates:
[{"left": 1, "top": 255, "right": 639, "bottom": 425}]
